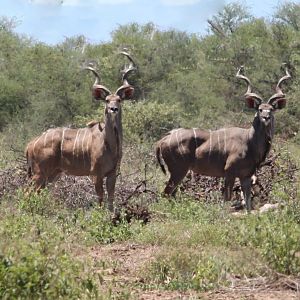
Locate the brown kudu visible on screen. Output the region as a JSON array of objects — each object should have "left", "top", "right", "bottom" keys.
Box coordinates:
[
  {"left": 26, "top": 52, "right": 137, "bottom": 211},
  {"left": 156, "top": 67, "right": 291, "bottom": 211}
]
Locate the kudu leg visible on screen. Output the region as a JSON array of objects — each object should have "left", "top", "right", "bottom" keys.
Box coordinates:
[
  {"left": 25, "top": 174, "right": 46, "bottom": 197},
  {"left": 163, "top": 168, "right": 189, "bottom": 197},
  {"left": 224, "top": 177, "right": 235, "bottom": 202},
  {"left": 47, "top": 170, "right": 62, "bottom": 183},
  {"left": 31, "top": 174, "right": 46, "bottom": 191},
  {"left": 95, "top": 176, "right": 104, "bottom": 207},
  {"left": 106, "top": 172, "right": 117, "bottom": 212},
  {"left": 240, "top": 177, "right": 252, "bottom": 212}
]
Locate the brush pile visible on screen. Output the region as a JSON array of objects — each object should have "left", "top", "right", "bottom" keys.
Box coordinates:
[{"left": 0, "top": 149, "right": 297, "bottom": 217}]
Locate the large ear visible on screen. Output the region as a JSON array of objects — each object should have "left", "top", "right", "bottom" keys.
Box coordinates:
[
  {"left": 272, "top": 98, "right": 286, "bottom": 110},
  {"left": 116, "top": 85, "right": 134, "bottom": 100},
  {"left": 245, "top": 96, "right": 261, "bottom": 110},
  {"left": 92, "top": 85, "right": 111, "bottom": 101}
]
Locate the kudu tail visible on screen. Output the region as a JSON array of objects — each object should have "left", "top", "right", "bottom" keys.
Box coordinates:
[{"left": 155, "top": 143, "right": 166, "bottom": 175}]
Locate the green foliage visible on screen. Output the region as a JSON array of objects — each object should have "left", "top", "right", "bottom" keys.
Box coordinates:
[
  {"left": 1, "top": 171, "right": 300, "bottom": 297},
  {"left": 0, "top": 77, "right": 27, "bottom": 130},
  {"left": 1, "top": 4, "right": 300, "bottom": 152},
  {"left": 192, "top": 257, "right": 225, "bottom": 291},
  {"left": 18, "top": 189, "right": 59, "bottom": 217},
  {"left": 208, "top": 2, "right": 251, "bottom": 36},
  {"left": 139, "top": 196, "right": 300, "bottom": 283},
  {"left": 146, "top": 250, "right": 227, "bottom": 291},
  {"left": 0, "top": 251, "right": 97, "bottom": 300},
  {"left": 275, "top": 2, "right": 300, "bottom": 31},
  {"left": 123, "top": 101, "right": 182, "bottom": 142},
  {"left": 78, "top": 208, "right": 141, "bottom": 244},
  {"left": 0, "top": 200, "right": 98, "bottom": 299},
  {"left": 237, "top": 209, "right": 300, "bottom": 275}
]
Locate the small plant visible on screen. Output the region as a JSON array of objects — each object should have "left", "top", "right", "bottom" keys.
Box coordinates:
[
  {"left": 0, "top": 251, "right": 98, "bottom": 299},
  {"left": 236, "top": 209, "right": 300, "bottom": 275},
  {"left": 192, "top": 257, "right": 225, "bottom": 291},
  {"left": 79, "top": 208, "right": 140, "bottom": 244},
  {"left": 17, "top": 189, "right": 59, "bottom": 217},
  {"left": 145, "top": 250, "right": 229, "bottom": 291}
]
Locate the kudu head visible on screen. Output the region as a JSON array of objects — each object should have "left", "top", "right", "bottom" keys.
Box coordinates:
[
  {"left": 236, "top": 66, "right": 291, "bottom": 127},
  {"left": 85, "top": 52, "right": 136, "bottom": 121}
]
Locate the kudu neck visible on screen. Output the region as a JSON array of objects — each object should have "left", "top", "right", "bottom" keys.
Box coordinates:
[
  {"left": 104, "top": 110, "right": 123, "bottom": 158},
  {"left": 252, "top": 114, "right": 274, "bottom": 140},
  {"left": 250, "top": 113, "right": 274, "bottom": 165}
]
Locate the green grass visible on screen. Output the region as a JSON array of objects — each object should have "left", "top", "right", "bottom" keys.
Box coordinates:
[
  {"left": 0, "top": 143, "right": 299, "bottom": 298},
  {"left": 135, "top": 197, "right": 300, "bottom": 291},
  {"left": 0, "top": 190, "right": 135, "bottom": 299}
]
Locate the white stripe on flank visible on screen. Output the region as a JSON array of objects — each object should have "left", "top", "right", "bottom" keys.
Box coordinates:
[
  {"left": 168, "top": 134, "right": 174, "bottom": 162},
  {"left": 209, "top": 130, "right": 212, "bottom": 156},
  {"left": 193, "top": 128, "right": 197, "bottom": 148},
  {"left": 81, "top": 129, "right": 87, "bottom": 168},
  {"left": 51, "top": 130, "right": 55, "bottom": 149},
  {"left": 81, "top": 129, "right": 87, "bottom": 155},
  {"left": 223, "top": 128, "right": 227, "bottom": 153},
  {"left": 33, "top": 134, "right": 43, "bottom": 155},
  {"left": 76, "top": 129, "right": 83, "bottom": 157},
  {"left": 176, "top": 130, "right": 184, "bottom": 157},
  {"left": 168, "top": 135, "right": 172, "bottom": 153},
  {"left": 44, "top": 130, "right": 49, "bottom": 147},
  {"left": 61, "top": 128, "right": 66, "bottom": 158},
  {"left": 86, "top": 131, "right": 90, "bottom": 154},
  {"left": 73, "top": 129, "right": 81, "bottom": 157},
  {"left": 179, "top": 130, "right": 185, "bottom": 155}
]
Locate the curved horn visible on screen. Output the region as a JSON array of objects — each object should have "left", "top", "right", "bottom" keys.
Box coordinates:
[
  {"left": 119, "top": 51, "right": 137, "bottom": 86},
  {"left": 115, "top": 51, "right": 137, "bottom": 96},
  {"left": 236, "top": 66, "right": 263, "bottom": 103},
  {"left": 84, "top": 66, "right": 101, "bottom": 86},
  {"left": 268, "top": 66, "right": 291, "bottom": 105},
  {"left": 85, "top": 65, "right": 112, "bottom": 97}
]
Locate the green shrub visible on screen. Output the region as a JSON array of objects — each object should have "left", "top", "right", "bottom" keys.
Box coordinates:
[
  {"left": 0, "top": 77, "right": 27, "bottom": 131},
  {"left": 145, "top": 249, "right": 229, "bottom": 291},
  {"left": 237, "top": 209, "right": 300, "bottom": 275},
  {"left": 146, "top": 250, "right": 198, "bottom": 291},
  {"left": 192, "top": 257, "right": 225, "bottom": 291},
  {"left": 17, "top": 189, "right": 60, "bottom": 217},
  {"left": 0, "top": 251, "right": 97, "bottom": 299},
  {"left": 122, "top": 101, "right": 182, "bottom": 142},
  {"left": 79, "top": 208, "right": 140, "bottom": 244}
]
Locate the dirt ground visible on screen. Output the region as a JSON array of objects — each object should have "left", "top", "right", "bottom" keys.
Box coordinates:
[{"left": 87, "top": 242, "right": 300, "bottom": 300}]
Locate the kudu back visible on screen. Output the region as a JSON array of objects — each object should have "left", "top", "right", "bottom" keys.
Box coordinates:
[
  {"left": 156, "top": 67, "right": 291, "bottom": 211},
  {"left": 26, "top": 52, "right": 137, "bottom": 211}
]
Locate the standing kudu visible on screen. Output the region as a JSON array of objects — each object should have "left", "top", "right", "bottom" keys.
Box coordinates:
[
  {"left": 26, "top": 52, "right": 137, "bottom": 211},
  {"left": 156, "top": 67, "right": 291, "bottom": 211}
]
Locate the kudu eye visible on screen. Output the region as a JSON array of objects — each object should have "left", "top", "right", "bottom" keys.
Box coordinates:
[{"left": 259, "top": 108, "right": 262, "bottom": 113}]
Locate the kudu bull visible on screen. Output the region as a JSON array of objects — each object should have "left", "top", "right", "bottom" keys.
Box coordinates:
[
  {"left": 26, "top": 52, "right": 136, "bottom": 211},
  {"left": 156, "top": 67, "right": 291, "bottom": 211}
]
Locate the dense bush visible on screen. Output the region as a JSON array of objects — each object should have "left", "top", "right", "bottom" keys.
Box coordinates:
[
  {"left": 123, "top": 101, "right": 182, "bottom": 142},
  {"left": 0, "top": 2, "right": 299, "bottom": 152},
  {"left": 0, "top": 251, "right": 97, "bottom": 299}
]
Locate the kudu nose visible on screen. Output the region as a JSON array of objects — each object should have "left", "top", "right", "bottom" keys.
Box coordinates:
[{"left": 110, "top": 107, "right": 119, "bottom": 113}]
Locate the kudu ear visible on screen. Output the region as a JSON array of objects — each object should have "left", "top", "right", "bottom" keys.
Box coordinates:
[
  {"left": 245, "top": 96, "right": 261, "bottom": 110},
  {"left": 92, "top": 85, "right": 111, "bottom": 101},
  {"left": 116, "top": 85, "right": 134, "bottom": 100},
  {"left": 272, "top": 98, "right": 286, "bottom": 110}
]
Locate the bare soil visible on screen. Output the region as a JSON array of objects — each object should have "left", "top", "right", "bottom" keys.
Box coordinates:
[{"left": 88, "top": 242, "right": 300, "bottom": 300}]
